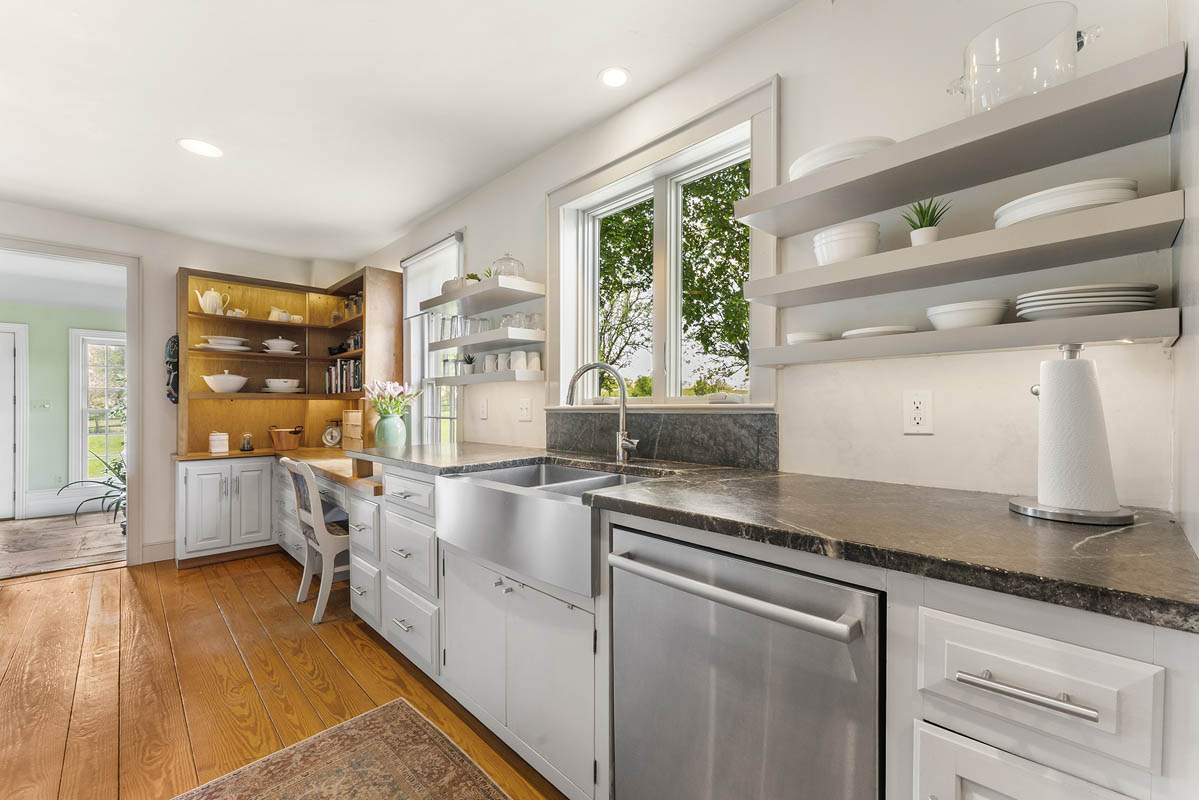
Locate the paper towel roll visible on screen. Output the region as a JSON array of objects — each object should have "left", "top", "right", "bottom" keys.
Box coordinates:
[{"left": 1037, "top": 357, "right": 1121, "bottom": 512}]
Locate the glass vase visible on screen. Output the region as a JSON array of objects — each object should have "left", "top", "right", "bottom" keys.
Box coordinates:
[{"left": 373, "top": 414, "right": 408, "bottom": 449}]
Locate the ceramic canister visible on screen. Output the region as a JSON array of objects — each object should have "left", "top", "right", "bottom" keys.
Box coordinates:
[
  {"left": 496, "top": 353, "right": 510, "bottom": 371},
  {"left": 484, "top": 354, "right": 498, "bottom": 372},
  {"left": 510, "top": 350, "right": 528, "bottom": 370},
  {"left": 209, "top": 431, "right": 230, "bottom": 455}
]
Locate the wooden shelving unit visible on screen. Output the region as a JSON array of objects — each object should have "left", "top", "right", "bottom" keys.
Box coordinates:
[
  {"left": 428, "top": 327, "right": 546, "bottom": 355},
  {"left": 734, "top": 44, "right": 1186, "bottom": 237},
  {"left": 432, "top": 369, "right": 545, "bottom": 387},
  {"left": 178, "top": 266, "right": 402, "bottom": 455},
  {"left": 743, "top": 193, "right": 1184, "bottom": 308},
  {"left": 750, "top": 308, "right": 1179, "bottom": 367},
  {"left": 419, "top": 276, "right": 546, "bottom": 316}
]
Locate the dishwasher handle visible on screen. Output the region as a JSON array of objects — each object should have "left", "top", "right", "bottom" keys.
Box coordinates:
[{"left": 609, "top": 552, "right": 862, "bottom": 644}]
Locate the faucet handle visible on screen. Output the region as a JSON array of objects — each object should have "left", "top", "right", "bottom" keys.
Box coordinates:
[{"left": 621, "top": 436, "right": 639, "bottom": 453}]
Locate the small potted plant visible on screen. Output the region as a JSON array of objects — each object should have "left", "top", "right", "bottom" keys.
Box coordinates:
[
  {"left": 464, "top": 272, "right": 481, "bottom": 285},
  {"left": 58, "top": 451, "right": 127, "bottom": 534},
  {"left": 365, "top": 380, "right": 422, "bottom": 448},
  {"left": 902, "top": 197, "right": 952, "bottom": 246},
  {"left": 462, "top": 354, "right": 476, "bottom": 375}
]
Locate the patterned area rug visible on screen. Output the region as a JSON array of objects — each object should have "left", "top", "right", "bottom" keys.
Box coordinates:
[{"left": 174, "top": 699, "right": 509, "bottom": 799}]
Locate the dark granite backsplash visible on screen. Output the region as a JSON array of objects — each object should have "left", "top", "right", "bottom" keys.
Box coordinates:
[{"left": 546, "top": 409, "right": 778, "bottom": 471}]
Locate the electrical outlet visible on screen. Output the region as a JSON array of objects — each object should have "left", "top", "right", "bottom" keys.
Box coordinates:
[
  {"left": 903, "top": 390, "right": 933, "bottom": 435},
  {"left": 518, "top": 398, "right": 532, "bottom": 422},
  {"left": 478, "top": 398, "right": 488, "bottom": 420}
]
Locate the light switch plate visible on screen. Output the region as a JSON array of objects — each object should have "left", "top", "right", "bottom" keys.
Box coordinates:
[
  {"left": 903, "top": 390, "right": 933, "bottom": 435},
  {"left": 518, "top": 398, "right": 531, "bottom": 422},
  {"left": 479, "top": 398, "right": 488, "bottom": 420}
]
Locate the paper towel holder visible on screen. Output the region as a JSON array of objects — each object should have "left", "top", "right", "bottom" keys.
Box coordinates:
[{"left": 1010, "top": 343, "right": 1136, "bottom": 526}]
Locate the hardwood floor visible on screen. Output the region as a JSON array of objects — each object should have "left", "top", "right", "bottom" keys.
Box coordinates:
[
  {"left": 0, "top": 553, "right": 566, "bottom": 800},
  {"left": 0, "top": 512, "right": 125, "bottom": 579}
]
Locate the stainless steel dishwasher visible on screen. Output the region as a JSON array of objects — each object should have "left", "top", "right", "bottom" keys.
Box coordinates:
[{"left": 610, "top": 527, "right": 881, "bottom": 800}]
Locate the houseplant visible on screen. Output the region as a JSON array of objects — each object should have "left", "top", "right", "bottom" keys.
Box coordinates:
[
  {"left": 57, "top": 451, "right": 127, "bottom": 534},
  {"left": 365, "top": 380, "right": 422, "bottom": 448},
  {"left": 902, "top": 197, "right": 952, "bottom": 245},
  {"left": 462, "top": 354, "right": 476, "bottom": 375}
]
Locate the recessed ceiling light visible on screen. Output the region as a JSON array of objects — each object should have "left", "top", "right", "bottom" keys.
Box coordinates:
[
  {"left": 599, "top": 67, "right": 629, "bottom": 88},
  {"left": 177, "top": 138, "right": 223, "bottom": 158}
]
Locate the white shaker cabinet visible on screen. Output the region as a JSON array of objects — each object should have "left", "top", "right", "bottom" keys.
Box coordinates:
[
  {"left": 181, "top": 460, "right": 231, "bottom": 552},
  {"left": 230, "top": 459, "right": 272, "bottom": 546},
  {"left": 442, "top": 548, "right": 508, "bottom": 724},
  {"left": 175, "top": 456, "right": 276, "bottom": 560}
]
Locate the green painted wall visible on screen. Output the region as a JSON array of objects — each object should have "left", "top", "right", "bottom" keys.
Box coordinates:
[{"left": 0, "top": 303, "right": 125, "bottom": 490}]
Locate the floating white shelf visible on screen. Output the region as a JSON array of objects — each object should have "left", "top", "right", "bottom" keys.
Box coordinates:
[
  {"left": 428, "top": 327, "right": 547, "bottom": 354},
  {"left": 734, "top": 44, "right": 1186, "bottom": 238},
  {"left": 432, "top": 369, "right": 545, "bottom": 387},
  {"left": 743, "top": 192, "right": 1184, "bottom": 308},
  {"left": 419, "top": 276, "right": 546, "bottom": 316},
  {"left": 751, "top": 308, "right": 1179, "bottom": 368}
]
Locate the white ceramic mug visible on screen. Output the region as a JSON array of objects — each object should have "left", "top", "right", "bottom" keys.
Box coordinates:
[
  {"left": 527, "top": 352, "right": 541, "bottom": 371},
  {"left": 484, "top": 354, "right": 498, "bottom": 372},
  {"left": 510, "top": 350, "right": 528, "bottom": 370},
  {"left": 496, "top": 353, "right": 510, "bottom": 371}
]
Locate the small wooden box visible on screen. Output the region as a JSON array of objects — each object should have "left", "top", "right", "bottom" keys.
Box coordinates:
[{"left": 342, "top": 410, "right": 363, "bottom": 440}]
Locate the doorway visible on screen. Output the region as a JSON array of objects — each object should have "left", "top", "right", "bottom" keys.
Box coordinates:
[{"left": 0, "top": 245, "right": 134, "bottom": 578}]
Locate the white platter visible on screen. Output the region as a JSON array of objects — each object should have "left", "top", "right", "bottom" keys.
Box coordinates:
[
  {"left": 261, "top": 387, "right": 305, "bottom": 393},
  {"left": 195, "top": 343, "right": 252, "bottom": 351},
  {"left": 203, "top": 335, "right": 249, "bottom": 345},
  {"left": 842, "top": 325, "right": 917, "bottom": 339},
  {"left": 261, "top": 349, "right": 301, "bottom": 355},
  {"left": 788, "top": 137, "right": 895, "bottom": 180},
  {"left": 1017, "top": 301, "right": 1154, "bottom": 320},
  {"left": 1017, "top": 282, "right": 1157, "bottom": 301},
  {"left": 786, "top": 331, "right": 832, "bottom": 344},
  {"left": 995, "top": 189, "right": 1138, "bottom": 228},
  {"left": 1017, "top": 295, "right": 1155, "bottom": 310}
]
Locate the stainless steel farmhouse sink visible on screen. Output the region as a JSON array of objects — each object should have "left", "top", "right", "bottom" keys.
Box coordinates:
[{"left": 436, "top": 465, "right": 652, "bottom": 596}]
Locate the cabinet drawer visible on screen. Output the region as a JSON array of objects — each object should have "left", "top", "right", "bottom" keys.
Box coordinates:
[
  {"left": 915, "top": 721, "right": 1132, "bottom": 800},
  {"left": 918, "top": 608, "right": 1164, "bottom": 771},
  {"left": 349, "top": 554, "right": 382, "bottom": 628},
  {"left": 348, "top": 497, "right": 381, "bottom": 560},
  {"left": 315, "top": 478, "right": 347, "bottom": 511},
  {"left": 382, "top": 576, "right": 439, "bottom": 674},
  {"left": 383, "top": 510, "right": 437, "bottom": 597},
  {"left": 279, "top": 525, "right": 305, "bottom": 563},
  {"left": 382, "top": 471, "right": 435, "bottom": 517}
]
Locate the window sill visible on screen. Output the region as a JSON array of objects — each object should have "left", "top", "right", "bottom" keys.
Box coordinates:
[{"left": 547, "top": 403, "right": 774, "bottom": 414}]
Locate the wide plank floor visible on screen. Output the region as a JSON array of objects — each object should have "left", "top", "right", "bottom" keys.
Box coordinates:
[
  {"left": 0, "top": 512, "right": 125, "bottom": 579},
  {"left": 0, "top": 554, "right": 566, "bottom": 800}
]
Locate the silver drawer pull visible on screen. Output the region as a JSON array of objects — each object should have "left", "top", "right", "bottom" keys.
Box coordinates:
[
  {"left": 954, "top": 669, "right": 1100, "bottom": 723},
  {"left": 350, "top": 585, "right": 367, "bottom": 596},
  {"left": 349, "top": 523, "right": 368, "bottom": 532},
  {"left": 389, "top": 547, "right": 411, "bottom": 559},
  {"left": 492, "top": 579, "right": 504, "bottom": 588},
  {"left": 391, "top": 617, "right": 413, "bottom": 632},
  {"left": 389, "top": 490, "right": 414, "bottom": 499}
]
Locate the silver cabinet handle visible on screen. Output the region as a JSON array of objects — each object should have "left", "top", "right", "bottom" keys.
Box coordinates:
[
  {"left": 492, "top": 579, "right": 504, "bottom": 587},
  {"left": 389, "top": 547, "right": 411, "bottom": 559},
  {"left": 389, "top": 489, "right": 414, "bottom": 499},
  {"left": 349, "top": 523, "right": 368, "bottom": 532},
  {"left": 391, "top": 617, "right": 413, "bottom": 632},
  {"left": 233, "top": 475, "right": 240, "bottom": 495},
  {"left": 954, "top": 669, "right": 1100, "bottom": 723},
  {"left": 502, "top": 587, "right": 513, "bottom": 594},
  {"left": 350, "top": 585, "right": 366, "bottom": 596},
  {"left": 609, "top": 552, "right": 863, "bottom": 644}
]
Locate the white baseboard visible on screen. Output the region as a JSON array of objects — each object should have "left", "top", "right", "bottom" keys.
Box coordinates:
[
  {"left": 139, "top": 540, "right": 174, "bottom": 564},
  {"left": 22, "top": 487, "right": 117, "bottom": 520}
]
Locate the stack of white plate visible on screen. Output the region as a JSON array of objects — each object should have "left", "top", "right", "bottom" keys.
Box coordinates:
[
  {"left": 197, "top": 336, "right": 250, "bottom": 352},
  {"left": 786, "top": 331, "right": 832, "bottom": 344},
  {"left": 813, "top": 221, "right": 880, "bottom": 266},
  {"left": 788, "top": 137, "right": 895, "bottom": 181},
  {"left": 841, "top": 325, "right": 917, "bottom": 339},
  {"left": 1015, "top": 283, "right": 1157, "bottom": 321},
  {"left": 994, "top": 178, "right": 1138, "bottom": 229},
  {"left": 262, "top": 386, "right": 304, "bottom": 394}
]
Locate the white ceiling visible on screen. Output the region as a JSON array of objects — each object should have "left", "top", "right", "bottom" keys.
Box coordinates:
[
  {"left": 0, "top": 0, "right": 797, "bottom": 261},
  {"left": 0, "top": 249, "right": 126, "bottom": 312}
]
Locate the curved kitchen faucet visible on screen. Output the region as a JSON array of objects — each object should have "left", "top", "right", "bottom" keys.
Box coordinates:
[{"left": 565, "top": 362, "right": 639, "bottom": 464}]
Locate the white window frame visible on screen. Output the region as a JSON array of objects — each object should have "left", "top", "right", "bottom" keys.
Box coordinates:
[
  {"left": 548, "top": 78, "right": 778, "bottom": 408},
  {"left": 68, "top": 328, "right": 127, "bottom": 483}
]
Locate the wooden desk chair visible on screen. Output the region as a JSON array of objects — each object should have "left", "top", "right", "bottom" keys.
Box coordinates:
[{"left": 279, "top": 457, "right": 350, "bottom": 624}]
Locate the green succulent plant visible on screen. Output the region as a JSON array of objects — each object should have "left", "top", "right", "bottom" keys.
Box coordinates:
[{"left": 902, "top": 197, "right": 952, "bottom": 230}]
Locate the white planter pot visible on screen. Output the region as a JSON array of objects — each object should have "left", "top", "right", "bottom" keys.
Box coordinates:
[
  {"left": 910, "top": 226, "right": 940, "bottom": 246},
  {"left": 462, "top": 364, "right": 475, "bottom": 375}
]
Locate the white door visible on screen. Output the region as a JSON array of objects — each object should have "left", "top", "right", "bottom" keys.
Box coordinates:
[
  {"left": 442, "top": 549, "right": 507, "bottom": 723},
  {"left": 231, "top": 460, "right": 272, "bottom": 545},
  {"left": 0, "top": 331, "right": 13, "bottom": 519},
  {"left": 915, "top": 722, "right": 1133, "bottom": 800},
  {"left": 507, "top": 582, "right": 595, "bottom": 794},
  {"left": 183, "top": 463, "right": 230, "bottom": 552}
]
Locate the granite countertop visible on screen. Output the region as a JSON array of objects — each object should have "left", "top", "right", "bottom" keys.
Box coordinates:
[{"left": 346, "top": 442, "right": 1199, "bottom": 633}]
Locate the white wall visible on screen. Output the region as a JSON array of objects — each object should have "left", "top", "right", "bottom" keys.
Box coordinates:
[
  {"left": 356, "top": 0, "right": 1177, "bottom": 507},
  {"left": 1170, "top": 0, "right": 1199, "bottom": 546},
  {"left": 0, "top": 198, "right": 312, "bottom": 560}
]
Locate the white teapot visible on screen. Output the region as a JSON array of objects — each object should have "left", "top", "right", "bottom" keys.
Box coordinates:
[{"left": 195, "top": 287, "right": 230, "bottom": 315}]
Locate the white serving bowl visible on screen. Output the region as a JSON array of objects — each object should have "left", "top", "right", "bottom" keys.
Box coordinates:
[
  {"left": 814, "top": 234, "right": 879, "bottom": 266},
  {"left": 203, "top": 335, "right": 248, "bottom": 346},
  {"left": 814, "top": 221, "right": 880, "bottom": 242},
  {"left": 926, "top": 299, "right": 1009, "bottom": 330},
  {"left": 263, "top": 337, "right": 298, "bottom": 351},
  {"left": 264, "top": 378, "right": 300, "bottom": 389},
  {"left": 202, "top": 371, "right": 248, "bottom": 393}
]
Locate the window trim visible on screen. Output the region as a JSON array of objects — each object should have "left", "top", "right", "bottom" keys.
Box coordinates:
[
  {"left": 68, "top": 328, "right": 126, "bottom": 484},
  {"left": 548, "top": 77, "right": 778, "bottom": 408}
]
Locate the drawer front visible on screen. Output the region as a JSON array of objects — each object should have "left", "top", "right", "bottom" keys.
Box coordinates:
[
  {"left": 279, "top": 524, "right": 305, "bottom": 563},
  {"left": 382, "top": 471, "right": 435, "bottom": 517},
  {"left": 383, "top": 509, "right": 436, "bottom": 596},
  {"left": 915, "top": 721, "right": 1132, "bottom": 800},
  {"left": 919, "top": 608, "right": 1164, "bottom": 771},
  {"left": 315, "top": 478, "right": 347, "bottom": 511},
  {"left": 382, "top": 576, "right": 439, "bottom": 674},
  {"left": 349, "top": 554, "right": 382, "bottom": 628},
  {"left": 348, "top": 497, "right": 381, "bottom": 559}
]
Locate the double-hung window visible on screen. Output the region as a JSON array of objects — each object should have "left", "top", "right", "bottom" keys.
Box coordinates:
[{"left": 69, "top": 329, "right": 127, "bottom": 481}]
